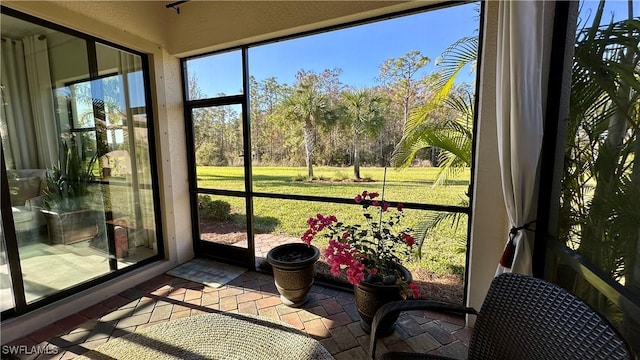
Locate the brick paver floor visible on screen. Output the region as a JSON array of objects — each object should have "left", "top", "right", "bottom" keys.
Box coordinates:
[{"left": 4, "top": 270, "right": 471, "bottom": 360}]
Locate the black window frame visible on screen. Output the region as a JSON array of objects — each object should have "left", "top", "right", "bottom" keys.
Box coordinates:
[{"left": 181, "top": 0, "right": 484, "bottom": 304}]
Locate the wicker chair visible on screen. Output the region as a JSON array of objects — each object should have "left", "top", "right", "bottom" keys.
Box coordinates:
[{"left": 369, "top": 273, "right": 633, "bottom": 360}]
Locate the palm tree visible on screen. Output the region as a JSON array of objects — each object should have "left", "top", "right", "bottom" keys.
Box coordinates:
[
  {"left": 390, "top": 36, "right": 478, "bottom": 256},
  {"left": 281, "top": 71, "right": 336, "bottom": 179},
  {"left": 341, "top": 89, "right": 388, "bottom": 179},
  {"left": 392, "top": 87, "right": 474, "bottom": 185},
  {"left": 560, "top": 1, "right": 639, "bottom": 344},
  {"left": 392, "top": 36, "right": 477, "bottom": 184}
]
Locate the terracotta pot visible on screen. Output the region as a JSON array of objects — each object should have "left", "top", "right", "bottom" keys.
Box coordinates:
[
  {"left": 354, "top": 264, "right": 412, "bottom": 337},
  {"left": 267, "top": 243, "right": 319, "bottom": 307}
]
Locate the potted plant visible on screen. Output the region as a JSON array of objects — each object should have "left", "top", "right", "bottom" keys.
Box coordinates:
[
  {"left": 41, "top": 140, "right": 100, "bottom": 244},
  {"left": 302, "top": 190, "right": 420, "bottom": 336},
  {"left": 267, "top": 243, "right": 320, "bottom": 307}
]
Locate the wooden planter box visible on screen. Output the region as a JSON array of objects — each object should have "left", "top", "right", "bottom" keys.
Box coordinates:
[{"left": 41, "top": 209, "right": 100, "bottom": 245}]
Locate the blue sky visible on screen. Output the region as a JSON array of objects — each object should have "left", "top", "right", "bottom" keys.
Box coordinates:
[
  {"left": 248, "top": 3, "right": 480, "bottom": 88},
  {"left": 188, "top": 2, "right": 479, "bottom": 97},
  {"left": 187, "top": 0, "right": 637, "bottom": 98}
]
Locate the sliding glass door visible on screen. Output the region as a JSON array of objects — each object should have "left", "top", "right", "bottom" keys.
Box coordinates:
[{"left": 0, "top": 7, "right": 163, "bottom": 318}]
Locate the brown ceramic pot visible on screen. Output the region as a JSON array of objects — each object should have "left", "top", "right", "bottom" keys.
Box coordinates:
[
  {"left": 353, "top": 264, "right": 412, "bottom": 337},
  {"left": 267, "top": 243, "right": 319, "bottom": 307}
]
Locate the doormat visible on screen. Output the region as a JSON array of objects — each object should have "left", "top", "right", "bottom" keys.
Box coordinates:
[{"left": 166, "top": 258, "right": 247, "bottom": 288}]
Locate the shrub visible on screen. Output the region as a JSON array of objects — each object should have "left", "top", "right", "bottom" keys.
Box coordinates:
[
  {"left": 198, "top": 195, "right": 231, "bottom": 220},
  {"left": 333, "top": 171, "right": 350, "bottom": 181},
  {"left": 292, "top": 174, "right": 306, "bottom": 182}
]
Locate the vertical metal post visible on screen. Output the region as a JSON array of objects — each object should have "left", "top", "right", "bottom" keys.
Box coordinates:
[
  {"left": 533, "top": 1, "right": 578, "bottom": 279},
  {"left": 0, "top": 145, "right": 28, "bottom": 313},
  {"left": 242, "top": 47, "right": 256, "bottom": 270}
]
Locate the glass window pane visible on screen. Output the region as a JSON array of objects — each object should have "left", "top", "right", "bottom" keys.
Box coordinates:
[
  {"left": 0, "top": 211, "right": 15, "bottom": 312},
  {"left": 0, "top": 14, "right": 160, "bottom": 306},
  {"left": 248, "top": 4, "right": 477, "bottom": 207},
  {"left": 198, "top": 194, "right": 247, "bottom": 249},
  {"left": 557, "top": 1, "right": 639, "bottom": 294},
  {"left": 192, "top": 105, "right": 245, "bottom": 191},
  {"left": 186, "top": 50, "right": 243, "bottom": 100}
]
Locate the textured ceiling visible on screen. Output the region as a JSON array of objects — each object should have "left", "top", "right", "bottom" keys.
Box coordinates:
[
  {"left": 165, "top": 1, "right": 434, "bottom": 56},
  {"left": 2, "top": 1, "right": 440, "bottom": 56}
]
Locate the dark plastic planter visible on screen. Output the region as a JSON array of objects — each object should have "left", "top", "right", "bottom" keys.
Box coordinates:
[
  {"left": 267, "top": 243, "right": 319, "bottom": 307},
  {"left": 354, "top": 264, "right": 412, "bottom": 336}
]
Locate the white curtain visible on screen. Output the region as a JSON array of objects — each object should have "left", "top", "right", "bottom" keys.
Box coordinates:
[
  {"left": 0, "top": 35, "right": 58, "bottom": 170},
  {"left": 23, "top": 35, "right": 58, "bottom": 169},
  {"left": 0, "top": 38, "right": 37, "bottom": 169},
  {"left": 495, "top": 1, "right": 552, "bottom": 275},
  {"left": 118, "top": 52, "right": 152, "bottom": 248}
]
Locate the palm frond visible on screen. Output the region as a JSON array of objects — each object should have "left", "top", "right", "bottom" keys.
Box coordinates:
[{"left": 412, "top": 205, "right": 468, "bottom": 259}]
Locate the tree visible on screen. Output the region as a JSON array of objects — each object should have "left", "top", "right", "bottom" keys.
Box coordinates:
[
  {"left": 377, "top": 50, "right": 430, "bottom": 132},
  {"left": 392, "top": 37, "right": 477, "bottom": 184},
  {"left": 340, "top": 88, "right": 388, "bottom": 179},
  {"left": 391, "top": 37, "right": 478, "bottom": 257},
  {"left": 249, "top": 76, "right": 290, "bottom": 165},
  {"left": 394, "top": 87, "right": 473, "bottom": 183},
  {"left": 279, "top": 69, "right": 341, "bottom": 179},
  {"left": 559, "top": 1, "right": 639, "bottom": 345}
]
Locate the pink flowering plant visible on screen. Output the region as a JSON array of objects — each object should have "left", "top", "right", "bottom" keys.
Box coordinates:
[{"left": 302, "top": 191, "right": 420, "bottom": 299}]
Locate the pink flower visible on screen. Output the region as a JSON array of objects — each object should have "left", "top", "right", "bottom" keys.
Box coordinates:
[
  {"left": 325, "top": 240, "right": 357, "bottom": 267},
  {"left": 346, "top": 261, "right": 365, "bottom": 285},
  {"left": 301, "top": 229, "right": 314, "bottom": 246},
  {"left": 402, "top": 233, "right": 415, "bottom": 246},
  {"left": 408, "top": 282, "right": 420, "bottom": 298},
  {"left": 302, "top": 190, "right": 416, "bottom": 300}
]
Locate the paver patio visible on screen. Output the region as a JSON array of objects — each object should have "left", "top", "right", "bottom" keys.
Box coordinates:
[{"left": 4, "top": 269, "right": 471, "bottom": 360}]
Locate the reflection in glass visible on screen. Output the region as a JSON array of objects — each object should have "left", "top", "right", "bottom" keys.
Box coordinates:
[
  {"left": 0, "top": 13, "right": 159, "bottom": 305},
  {"left": 0, "top": 211, "right": 15, "bottom": 312},
  {"left": 198, "top": 194, "right": 247, "bottom": 249},
  {"left": 186, "top": 50, "right": 243, "bottom": 100},
  {"left": 192, "top": 105, "right": 245, "bottom": 191}
]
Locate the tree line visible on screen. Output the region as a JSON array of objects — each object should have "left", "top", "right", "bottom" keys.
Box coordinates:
[{"left": 191, "top": 50, "right": 474, "bottom": 180}]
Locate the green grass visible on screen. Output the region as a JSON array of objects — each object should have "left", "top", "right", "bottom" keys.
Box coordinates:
[{"left": 199, "top": 166, "right": 470, "bottom": 278}]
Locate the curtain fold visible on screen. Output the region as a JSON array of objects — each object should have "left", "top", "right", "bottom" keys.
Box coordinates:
[
  {"left": 23, "top": 35, "right": 59, "bottom": 169},
  {"left": 495, "top": 0, "right": 551, "bottom": 275},
  {"left": 0, "top": 38, "right": 37, "bottom": 169},
  {"left": 0, "top": 35, "right": 58, "bottom": 170},
  {"left": 118, "top": 52, "right": 150, "bottom": 247}
]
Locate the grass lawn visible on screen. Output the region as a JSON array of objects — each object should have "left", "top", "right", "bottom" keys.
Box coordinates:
[{"left": 198, "top": 166, "right": 470, "bottom": 279}]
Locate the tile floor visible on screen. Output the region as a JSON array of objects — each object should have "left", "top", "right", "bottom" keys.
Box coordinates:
[{"left": 4, "top": 270, "right": 471, "bottom": 360}]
